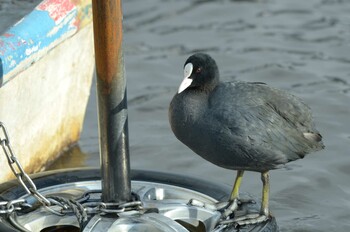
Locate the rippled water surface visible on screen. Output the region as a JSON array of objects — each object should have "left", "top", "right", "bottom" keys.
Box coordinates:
[{"left": 3, "top": 0, "right": 350, "bottom": 231}]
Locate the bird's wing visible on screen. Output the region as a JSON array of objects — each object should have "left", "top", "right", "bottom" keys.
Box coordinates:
[{"left": 209, "top": 82, "right": 323, "bottom": 163}]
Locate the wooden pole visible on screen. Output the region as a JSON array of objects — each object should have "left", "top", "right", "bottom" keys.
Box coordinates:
[{"left": 92, "top": 0, "right": 131, "bottom": 203}]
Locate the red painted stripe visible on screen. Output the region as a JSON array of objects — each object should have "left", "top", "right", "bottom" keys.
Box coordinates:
[{"left": 37, "top": 0, "right": 75, "bottom": 23}]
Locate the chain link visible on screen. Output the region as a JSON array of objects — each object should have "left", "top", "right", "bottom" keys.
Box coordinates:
[
  {"left": 0, "top": 199, "right": 27, "bottom": 214},
  {"left": 98, "top": 200, "right": 143, "bottom": 214},
  {"left": 0, "top": 122, "right": 143, "bottom": 218},
  {"left": 0, "top": 123, "right": 52, "bottom": 214},
  {"left": 0, "top": 123, "right": 80, "bottom": 216}
]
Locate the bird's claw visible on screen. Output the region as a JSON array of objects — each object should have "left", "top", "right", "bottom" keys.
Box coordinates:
[
  {"left": 234, "top": 214, "right": 269, "bottom": 227},
  {"left": 215, "top": 201, "right": 231, "bottom": 211},
  {"left": 221, "top": 198, "right": 239, "bottom": 218},
  {"left": 220, "top": 197, "right": 256, "bottom": 218},
  {"left": 188, "top": 198, "right": 242, "bottom": 212},
  {"left": 219, "top": 213, "right": 269, "bottom": 227},
  {"left": 189, "top": 198, "right": 269, "bottom": 227}
]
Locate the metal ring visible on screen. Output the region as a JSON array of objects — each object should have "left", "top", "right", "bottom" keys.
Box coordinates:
[
  {"left": 120, "top": 201, "right": 143, "bottom": 209},
  {"left": 48, "top": 198, "right": 68, "bottom": 210},
  {"left": 43, "top": 205, "right": 66, "bottom": 216},
  {"left": 100, "top": 207, "right": 125, "bottom": 214},
  {"left": 98, "top": 202, "right": 125, "bottom": 213}
]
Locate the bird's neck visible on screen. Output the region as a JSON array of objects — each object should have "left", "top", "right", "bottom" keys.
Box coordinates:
[
  {"left": 199, "top": 77, "right": 220, "bottom": 93},
  {"left": 174, "top": 90, "right": 209, "bottom": 120}
]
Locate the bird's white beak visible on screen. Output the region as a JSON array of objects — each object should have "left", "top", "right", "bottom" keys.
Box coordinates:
[{"left": 178, "top": 63, "right": 193, "bottom": 94}]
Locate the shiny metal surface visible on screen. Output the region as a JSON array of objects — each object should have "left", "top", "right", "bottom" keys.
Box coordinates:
[
  {"left": 84, "top": 214, "right": 189, "bottom": 232},
  {"left": 10, "top": 180, "right": 221, "bottom": 231}
]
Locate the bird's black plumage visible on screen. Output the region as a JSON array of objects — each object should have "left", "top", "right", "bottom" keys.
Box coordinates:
[{"left": 169, "top": 53, "right": 324, "bottom": 172}]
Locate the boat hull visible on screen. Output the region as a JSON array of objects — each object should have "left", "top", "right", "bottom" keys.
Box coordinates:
[{"left": 0, "top": 0, "right": 94, "bottom": 182}]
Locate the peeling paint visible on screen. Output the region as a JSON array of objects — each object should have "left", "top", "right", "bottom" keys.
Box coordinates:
[
  {"left": 25, "top": 42, "right": 41, "bottom": 56},
  {"left": 0, "top": 0, "right": 92, "bottom": 87},
  {"left": 9, "top": 60, "right": 16, "bottom": 68},
  {"left": 47, "top": 10, "right": 76, "bottom": 37},
  {"left": 3, "top": 33, "right": 14, "bottom": 38},
  {"left": 6, "top": 55, "right": 13, "bottom": 61},
  {"left": 0, "top": 24, "right": 95, "bottom": 182},
  {"left": 37, "top": 0, "right": 75, "bottom": 24}
]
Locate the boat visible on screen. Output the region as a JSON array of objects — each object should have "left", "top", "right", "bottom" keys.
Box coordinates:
[{"left": 0, "top": 0, "right": 94, "bottom": 182}]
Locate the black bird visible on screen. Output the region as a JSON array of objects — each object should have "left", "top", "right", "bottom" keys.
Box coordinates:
[{"left": 169, "top": 53, "right": 324, "bottom": 225}]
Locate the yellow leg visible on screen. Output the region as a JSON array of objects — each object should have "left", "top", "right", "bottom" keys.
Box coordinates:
[
  {"left": 260, "top": 171, "right": 270, "bottom": 216},
  {"left": 225, "top": 171, "right": 270, "bottom": 226},
  {"left": 230, "top": 171, "right": 270, "bottom": 226},
  {"left": 230, "top": 170, "right": 244, "bottom": 200}
]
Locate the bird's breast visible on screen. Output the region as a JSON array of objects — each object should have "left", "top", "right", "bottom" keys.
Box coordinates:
[{"left": 169, "top": 93, "right": 208, "bottom": 141}]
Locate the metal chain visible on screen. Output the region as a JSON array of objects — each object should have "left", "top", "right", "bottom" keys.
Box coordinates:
[
  {"left": 49, "top": 196, "right": 88, "bottom": 227},
  {"left": 64, "top": 190, "right": 143, "bottom": 215},
  {"left": 98, "top": 200, "right": 143, "bottom": 214},
  {"left": 0, "top": 123, "right": 79, "bottom": 218},
  {"left": 0, "top": 122, "right": 52, "bottom": 214},
  {"left": 0, "top": 122, "right": 143, "bottom": 219},
  {"left": 0, "top": 199, "right": 27, "bottom": 215},
  {"left": 0, "top": 123, "right": 91, "bottom": 217}
]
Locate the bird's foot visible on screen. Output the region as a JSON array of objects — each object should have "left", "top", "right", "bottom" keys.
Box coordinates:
[
  {"left": 188, "top": 198, "right": 252, "bottom": 212},
  {"left": 220, "top": 213, "right": 270, "bottom": 227},
  {"left": 221, "top": 198, "right": 239, "bottom": 218},
  {"left": 234, "top": 213, "right": 269, "bottom": 226},
  {"left": 188, "top": 198, "right": 224, "bottom": 211},
  {"left": 220, "top": 198, "right": 256, "bottom": 218}
]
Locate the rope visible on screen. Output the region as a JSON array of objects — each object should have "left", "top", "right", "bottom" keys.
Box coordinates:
[{"left": 48, "top": 196, "right": 88, "bottom": 229}]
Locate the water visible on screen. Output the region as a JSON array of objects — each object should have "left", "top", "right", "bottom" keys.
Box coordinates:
[
  {"left": 0, "top": 0, "right": 42, "bottom": 33},
  {"left": 3, "top": 0, "right": 350, "bottom": 231}
]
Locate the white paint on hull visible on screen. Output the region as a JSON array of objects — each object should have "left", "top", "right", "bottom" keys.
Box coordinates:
[{"left": 0, "top": 24, "right": 95, "bottom": 182}]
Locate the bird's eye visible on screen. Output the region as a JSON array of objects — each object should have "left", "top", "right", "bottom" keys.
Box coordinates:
[{"left": 196, "top": 67, "right": 202, "bottom": 73}]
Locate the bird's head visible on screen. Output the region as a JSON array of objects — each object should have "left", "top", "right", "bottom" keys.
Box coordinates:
[{"left": 178, "top": 53, "right": 219, "bottom": 94}]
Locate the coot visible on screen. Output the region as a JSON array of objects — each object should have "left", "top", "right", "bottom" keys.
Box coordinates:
[{"left": 169, "top": 53, "right": 324, "bottom": 226}]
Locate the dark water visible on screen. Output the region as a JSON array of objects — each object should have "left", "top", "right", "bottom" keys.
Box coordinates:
[
  {"left": 3, "top": 0, "right": 350, "bottom": 231},
  {"left": 0, "top": 0, "right": 42, "bottom": 34}
]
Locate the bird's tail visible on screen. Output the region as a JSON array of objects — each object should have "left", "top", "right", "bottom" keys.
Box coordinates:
[{"left": 303, "top": 132, "right": 325, "bottom": 151}]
